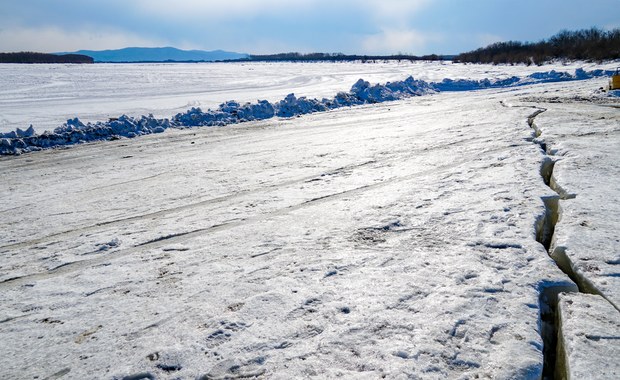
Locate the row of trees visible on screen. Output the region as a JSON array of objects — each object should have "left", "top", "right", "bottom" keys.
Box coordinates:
[
  {"left": 242, "top": 52, "right": 448, "bottom": 63},
  {"left": 0, "top": 52, "right": 94, "bottom": 64},
  {"left": 456, "top": 28, "right": 620, "bottom": 65}
]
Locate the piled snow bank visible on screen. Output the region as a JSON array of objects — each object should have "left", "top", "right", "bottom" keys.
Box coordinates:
[
  {"left": 173, "top": 75, "right": 435, "bottom": 125},
  {"left": 0, "top": 75, "right": 434, "bottom": 155},
  {"left": 433, "top": 76, "right": 520, "bottom": 92},
  {"left": 432, "top": 69, "right": 615, "bottom": 92},
  {"left": 607, "top": 89, "right": 620, "bottom": 98},
  {"left": 0, "top": 125, "right": 36, "bottom": 139},
  {"left": 0, "top": 69, "right": 612, "bottom": 155},
  {"left": 275, "top": 94, "right": 328, "bottom": 117},
  {"left": 1, "top": 115, "right": 171, "bottom": 155},
  {"left": 174, "top": 100, "right": 276, "bottom": 127}
]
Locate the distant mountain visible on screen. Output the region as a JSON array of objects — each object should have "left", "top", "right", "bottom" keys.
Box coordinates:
[{"left": 56, "top": 47, "right": 248, "bottom": 63}]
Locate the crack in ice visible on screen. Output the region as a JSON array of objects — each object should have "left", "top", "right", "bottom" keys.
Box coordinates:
[{"left": 526, "top": 105, "right": 620, "bottom": 379}]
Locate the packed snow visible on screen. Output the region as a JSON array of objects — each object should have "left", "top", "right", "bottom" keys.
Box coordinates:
[{"left": 0, "top": 61, "right": 619, "bottom": 379}]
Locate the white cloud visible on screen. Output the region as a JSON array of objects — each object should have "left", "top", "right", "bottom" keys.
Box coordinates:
[
  {"left": 362, "top": 28, "right": 434, "bottom": 54},
  {"left": 361, "top": 0, "right": 431, "bottom": 22},
  {"left": 0, "top": 26, "right": 165, "bottom": 52},
  {"left": 133, "top": 0, "right": 431, "bottom": 22},
  {"left": 357, "top": 1, "right": 436, "bottom": 54},
  {"left": 132, "top": 0, "right": 317, "bottom": 19},
  {"left": 0, "top": 0, "right": 439, "bottom": 53},
  {"left": 477, "top": 33, "right": 503, "bottom": 47}
]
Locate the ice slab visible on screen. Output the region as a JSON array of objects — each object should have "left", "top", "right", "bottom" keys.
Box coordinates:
[{"left": 557, "top": 293, "right": 620, "bottom": 380}]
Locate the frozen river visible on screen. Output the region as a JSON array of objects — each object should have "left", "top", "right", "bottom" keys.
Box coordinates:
[
  {"left": 0, "top": 60, "right": 613, "bottom": 134},
  {"left": 0, "top": 62, "right": 619, "bottom": 379}
]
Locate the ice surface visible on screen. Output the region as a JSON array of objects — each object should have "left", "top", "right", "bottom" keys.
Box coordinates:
[
  {"left": 0, "top": 62, "right": 619, "bottom": 379},
  {"left": 0, "top": 61, "right": 429, "bottom": 134}
]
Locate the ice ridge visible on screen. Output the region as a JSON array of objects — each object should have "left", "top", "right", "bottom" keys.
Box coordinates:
[{"left": 0, "top": 69, "right": 613, "bottom": 155}]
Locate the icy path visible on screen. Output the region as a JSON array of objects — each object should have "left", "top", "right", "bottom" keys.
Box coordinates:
[{"left": 0, "top": 80, "right": 616, "bottom": 378}]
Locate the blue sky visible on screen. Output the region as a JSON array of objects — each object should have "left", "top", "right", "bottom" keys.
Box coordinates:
[{"left": 0, "top": 0, "right": 618, "bottom": 55}]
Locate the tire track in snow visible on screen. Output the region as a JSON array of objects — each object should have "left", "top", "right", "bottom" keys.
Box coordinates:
[
  {"left": 0, "top": 160, "right": 378, "bottom": 251},
  {"left": 0, "top": 102, "right": 396, "bottom": 171},
  {"left": 0, "top": 122, "right": 487, "bottom": 251}
]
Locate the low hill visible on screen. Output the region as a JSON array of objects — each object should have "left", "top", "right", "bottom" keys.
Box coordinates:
[{"left": 59, "top": 47, "right": 248, "bottom": 63}]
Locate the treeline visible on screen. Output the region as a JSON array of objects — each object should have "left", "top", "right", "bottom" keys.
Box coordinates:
[
  {"left": 238, "top": 52, "right": 450, "bottom": 63},
  {"left": 456, "top": 28, "right": 620, "bottom": 65},
  {"left": 0, "top": 52, "right": 94, "bottom": 64}
]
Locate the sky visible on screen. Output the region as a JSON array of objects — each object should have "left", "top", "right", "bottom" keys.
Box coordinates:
[{"left": 0, "top": 0, "right": 618, "bottom": 55}]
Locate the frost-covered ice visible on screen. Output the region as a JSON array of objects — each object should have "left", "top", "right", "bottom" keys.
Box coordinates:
[{"left": 0, "top": 62, "right": 619, "bottom": 379}]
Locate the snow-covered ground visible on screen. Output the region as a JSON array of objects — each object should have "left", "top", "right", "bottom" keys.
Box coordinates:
[{"left": 0, "top": 62, "right": 618, "bottom": 379}]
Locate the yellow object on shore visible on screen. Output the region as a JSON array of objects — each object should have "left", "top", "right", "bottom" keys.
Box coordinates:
[{"left": 611, "top": 68, "right": 620, "bottom": 90}]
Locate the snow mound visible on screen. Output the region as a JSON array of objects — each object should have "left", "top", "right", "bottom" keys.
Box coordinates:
[
  {"left": 275, "top": 94, "right": 328, "bottom": 117},
  {"left": 432, "top": 76, "right": 520, "bottom": 91},
  {"left": 430, "top": 69, "right": 615, "bottom": 92},
  {"left": 173, "top": 100, "right": 276, "bottom": 127},
  {"left": 1, "top": 115, "right": 170, "bottom": 155},
  {"left": 0, "top": 68, "right": 612, "bottom": 156}
]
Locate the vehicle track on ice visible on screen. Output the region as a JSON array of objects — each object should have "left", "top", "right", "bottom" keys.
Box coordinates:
[
  {"left": 0, "top": 127, "right": 488, "bottom": 252},
  {"left": 0, "top": 141, "right": 521, "bottom": 288},
  {"left": 0, "top": 160, "right": 376, "bottom": 251}
]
